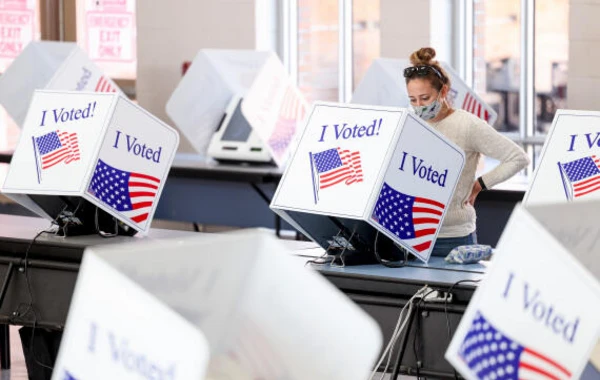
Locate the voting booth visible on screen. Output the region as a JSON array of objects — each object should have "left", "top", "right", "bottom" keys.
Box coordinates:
[
  {"left": 352, "top": 58, "right": 498, "bottom": 126},
  {"left": 270, "top": 102, "right": 465, "bottom": 263},
  {"left": 165, "top": 49, "right": 308, "bottom": 167},
  {"left": 51, "top": 247, "right": 210, "bottom": 380},
  {"left": 445, "top": 200, "right": 600, "bottom": 380},
  {"left": 52, "top": 231, "right": 383, "bottom": 380},
  {"left": 1, "top": 90, "right": 179, "bottom": 235},
  {"left": 525, "top": 109, "right": 600, "bottom": 204},
  {"left": 0, "top": 41, "right": 122, "bottom": 127},
  {"left": 445, "top": 109, "right": 600, "bottom": 379}
]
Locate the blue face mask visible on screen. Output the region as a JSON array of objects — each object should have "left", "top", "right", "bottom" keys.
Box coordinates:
[{"left": 412, "top": 95, "right": 443, "bottom": 121}]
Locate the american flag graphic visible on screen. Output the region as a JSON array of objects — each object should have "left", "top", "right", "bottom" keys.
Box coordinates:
[
  {"left": 309, "top": 147, "right": 363, "bottom": 203},
  {"left": 95, "top": 76, "right": 117, "bottom": 93},
  {"left": 459, "top": 312, "right": 572, "bottom": 380},
  {"left": 34, "top": 130, "right": 80, "bottom": 171},
  {"left": 87, "top": 159, "right": 160, "bottom": 224},
  {"left": 462, "top": 92, "right": 491, "bottom": 123},
  {"left": 558, "top": 155, "right": 600, "bottom": 200},
  {"left": 372, "top": 183, "right": 444, "bottom": 253},
  {"left": 267, "top": 87, "right": 306, "bottom": 160}
]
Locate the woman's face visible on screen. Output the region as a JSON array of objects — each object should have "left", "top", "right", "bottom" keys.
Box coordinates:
[{"left": 407, "top": 78, "right": 441, "bottom": 107}]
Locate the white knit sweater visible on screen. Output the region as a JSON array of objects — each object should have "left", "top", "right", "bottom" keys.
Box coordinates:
[{"left": 428, "top": 109, "right": 529, "bottom": 238}]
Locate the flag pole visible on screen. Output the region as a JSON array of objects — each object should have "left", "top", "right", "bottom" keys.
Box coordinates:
[
  {"left": 309, "top": 152, "right": 318, "bottom": 204},
  {"left": 32, "top": 136, "right": 41, "bottom": 184},
  {"left": 557, "top": 161, "right": 571, "bottom": 200}
]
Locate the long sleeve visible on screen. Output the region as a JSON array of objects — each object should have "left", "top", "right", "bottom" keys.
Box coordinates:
[{"left": 466, "top": 119, "right": 530, "bottom": 189}]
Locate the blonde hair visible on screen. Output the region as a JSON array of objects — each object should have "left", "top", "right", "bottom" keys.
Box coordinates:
[{"left": 406, "top": 47, "right": 451, "bottom": 90}]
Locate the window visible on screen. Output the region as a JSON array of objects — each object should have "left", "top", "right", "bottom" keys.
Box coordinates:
[
  {"left": 75, "top": 0, "right": 137, "bottom": 80},
  {"left": 0, "top": 0, "right": 41, "bottom": 73},
  {"left": 352, "top": 0, "right": 380, "bottom": 90},
  {"left": 295, "top": 0, "right": 380, "bottom": 103},
  {"left": 473, "top": 0, "right": 521, "bottom": 133},
  {"left": 472, "top": 0, "right": 569, "bottom": 137},
  {"left": 534, "top": 0, "right": 568, "bottom": 135},
  {"left": 297, "top": 0, "right": 339, "bottom": 103},
  {"left": 0, "top": 0, "right": 41, "bottom": 151},
  {"left": 0, "top": 0, "right": 137, "bottom": 152}
]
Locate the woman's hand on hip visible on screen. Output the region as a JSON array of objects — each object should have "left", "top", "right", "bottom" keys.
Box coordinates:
[{"left": 466, "top": 180, "right": 483, "bottom": 206}]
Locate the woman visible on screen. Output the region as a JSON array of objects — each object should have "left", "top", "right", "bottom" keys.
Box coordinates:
[{"left": 404, "top": 47, "right": 529, "bottom": 257}]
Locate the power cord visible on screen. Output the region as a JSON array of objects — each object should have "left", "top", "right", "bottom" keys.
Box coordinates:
[
  {"left": 94, "top": 206, "right": 119, "bottom": 238},
  {"left": 373, "top": 232, "right": 410, "bottom": 268},
  {"left": 368, "top": 285, "right": 429, "bottom": 380},
  {"left": 20, "top": 226, "right": 59, "bottom": 372},
  {"left": 405, "top": 280, "right": 480, "bottom": 380},
  {"left": 412, "top": 286, "right": 443, "bottom": 379},
  {"left": 18, "top": 201, "right": 87, "bottom": 372}
]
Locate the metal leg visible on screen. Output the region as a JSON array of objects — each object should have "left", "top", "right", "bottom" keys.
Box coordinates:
[
  {"left": 0, "top": 262, "right": 14, "bottom": 370},
  {"left": 390, "top": 300, "right": 417, "bottom": 379},
  {"left": 275, "top": 214, "right": 281, "bottom": 237},
  {"left": 0, "top": 325, "right": 9, "bottom": 369}
]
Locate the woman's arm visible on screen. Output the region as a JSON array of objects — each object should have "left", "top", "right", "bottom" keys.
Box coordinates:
[{"left": 467, "top": 118, "right": 530, "bottom": 189}]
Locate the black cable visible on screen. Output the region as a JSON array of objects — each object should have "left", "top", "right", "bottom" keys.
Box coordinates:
[
  {"left": 21, "top": 227, "right": 57, "bottom": 371},
  {"left": 373, "top": 232, "right": 410, "bottom": 268},
  {"left": 412, "top": 287, "right": 443, "bottom": 379}
]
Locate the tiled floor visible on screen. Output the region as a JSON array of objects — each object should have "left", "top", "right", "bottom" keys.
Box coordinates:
[{"left": 0, "top": 326, "right": 28, "bottom": 380}]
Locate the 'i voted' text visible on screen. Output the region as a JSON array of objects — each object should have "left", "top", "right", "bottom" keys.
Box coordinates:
[
  {"left": 398, "top": 151, "right": 448, "bottom": 187},
  {"left": 113, "top": 130, "right": 163, "bottom": 163}
]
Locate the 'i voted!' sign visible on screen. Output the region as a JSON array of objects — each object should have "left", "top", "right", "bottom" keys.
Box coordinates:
[
  {"left": 1, "top": 90, "right": 179, "bottom": 234},
  {"left": 446, "top": 202, "right": 600, "bottom": 380},
  {"left": 271, "top": 102, "right": 465, "bottom": 262},
  {"left": 526, "top": 110, "right": 600, "bottom": 205}
]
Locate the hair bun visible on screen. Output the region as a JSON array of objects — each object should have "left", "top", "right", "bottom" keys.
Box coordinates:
[{"left": 410, "top": 47, "right": 437, "bottom": 66}]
